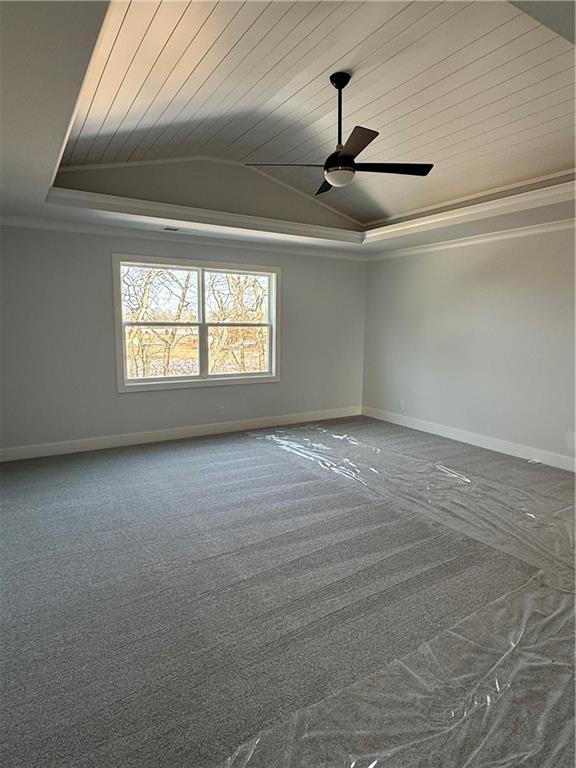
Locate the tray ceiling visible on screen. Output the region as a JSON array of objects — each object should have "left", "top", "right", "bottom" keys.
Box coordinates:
[{"left": 60, "top": 0, "right": 575, "bottom": 225}]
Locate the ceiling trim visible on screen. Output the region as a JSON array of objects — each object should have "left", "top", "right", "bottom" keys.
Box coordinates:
[
  {"left": 3, "top": 215, "right": 572, "bottom": 264},
  {"left": 369, "top": 218, "right": 574, "bottom": 260},
  {"left": 42, "top": 178, "right": 576, "bottom": 252},
  {"left": 510, "top": 1, "right": 575, "bottom": 44},
  {"left": 55, "top": 159, "right": 573, "bottom": 233},
  {"left": 46, "top": 187, "right": 363, "bottom": 248},
  {"left": 56, "top": 159, "right": 574, "bottom": 234},
  {"left": 0, "top": 214, "right": 366, "bottom": 262},
  {"left": 58, "top": 155, "right": 247, "bottom": 173},
  {"left": 363, "top": 180, "right": 575, "bottom": 245},
  {"left": 56, "top": 155, "right": 362, "bottom": 227},
  {"left": 365, "top": 169, "right": 575, "bottom": 227}
]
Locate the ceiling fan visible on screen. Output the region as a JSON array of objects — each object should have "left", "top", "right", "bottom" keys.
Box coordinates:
[{"left": 246, "top": 71, "right": 433, "bottom": 195}]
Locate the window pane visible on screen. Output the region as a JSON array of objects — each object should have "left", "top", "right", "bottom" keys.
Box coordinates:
[
  {"left": 125, "top": 326, "right": 199, "bottom": 379},
  {"left": 121, "top": 264, "right": 198, "bottom": 322},
  {"left": 204, "top": 271, "right": 270, "bottom": 323},
  {"left": 208, "top": 326, "right": 270, "bottom": 376}
]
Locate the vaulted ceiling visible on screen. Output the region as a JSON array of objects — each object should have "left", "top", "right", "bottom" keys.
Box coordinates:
[{"left": 59, "top": 0, "right": 575, "bottom": 226}]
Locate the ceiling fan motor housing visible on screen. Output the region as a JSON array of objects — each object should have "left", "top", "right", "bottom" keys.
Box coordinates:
[{"left": 324, "top": 150, "right": 355, "bottom": 187}]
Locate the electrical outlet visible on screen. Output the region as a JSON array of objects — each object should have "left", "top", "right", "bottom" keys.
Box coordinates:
[
  {"left": 218, "top": 406, "right": 226, "bottom": 417},
  {"left": 397, "top": 399, "right": 406, "bottom": 412}
]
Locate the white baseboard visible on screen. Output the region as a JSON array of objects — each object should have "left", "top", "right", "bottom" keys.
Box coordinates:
[
  {"left": 3, "top": 405, "right": 573, "bottom": 472},
  {"left": 362, "top": 407, "right": 575, "bottom": 472},
  {"left": 0, "top": 406, "right": 361, "bottom": 462}
]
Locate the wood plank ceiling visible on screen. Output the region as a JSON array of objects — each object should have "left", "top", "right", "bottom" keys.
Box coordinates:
[{"left": 61, "top": 1, "right": 575, "bottom": 225}]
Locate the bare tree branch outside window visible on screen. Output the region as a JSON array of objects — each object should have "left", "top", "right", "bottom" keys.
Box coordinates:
[
  {"left": 119, "top": 263, "right": 273, "bottom": 381},
  {"left": 205, "top": 271, "right": 269, "bottom": 375}
]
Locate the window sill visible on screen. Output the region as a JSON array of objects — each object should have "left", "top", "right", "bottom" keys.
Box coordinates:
[{"left": 118, "top": 374, "right": 280, "bottom": 393}]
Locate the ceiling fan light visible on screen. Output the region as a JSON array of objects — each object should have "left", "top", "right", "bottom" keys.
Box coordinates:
[{"left": 324, "top": 168, "right": 355, "bottom": 187}]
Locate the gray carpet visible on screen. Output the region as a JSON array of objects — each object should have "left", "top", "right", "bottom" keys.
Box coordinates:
[{"left": 1, "top": 424, "right": 541, "bottom": 767}]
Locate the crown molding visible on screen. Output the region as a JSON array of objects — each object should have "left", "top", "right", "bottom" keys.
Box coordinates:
[
  {"left": 363, "top": 180, "right": 575, "bottom": 246},
  {"left": 57, "top": 154, "right": 362, "bottom": 228},
  {"left": 364, "top": 170, "right": 575, "bottom": 227},
  {"left": 0, "top": 214, "right": 368, "bottom": 262},
  {"left": 2, "top": 178, "right": 571, "bottom": 260},
  {"left": 369, "top": 219, "right": 574, "bottom": 261},
  {"left": 58, "top": 154, "right": 236, "bottom": 173},
  {"left": 46, "top": 187, "right": 363, "bottom": 248},
  {"left": 45, "top": 180, "right": 575, "bottom": 249},
  {"left": 58, "top": 159, "right": 574, "bottom": 233},
  {"left": 4, "top": 214, "right": 572, "bottom": 267}
]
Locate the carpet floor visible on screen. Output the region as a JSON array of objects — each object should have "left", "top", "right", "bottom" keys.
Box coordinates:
[{"left": 0, "top": 421, "right": 552, "bottom": 767}]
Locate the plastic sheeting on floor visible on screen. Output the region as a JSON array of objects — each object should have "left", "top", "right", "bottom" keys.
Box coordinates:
[{"left": 221, "top": 420, "right": 575, "bottom": 768}]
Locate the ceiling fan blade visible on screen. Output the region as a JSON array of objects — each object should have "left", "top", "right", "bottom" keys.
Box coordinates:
[
  {"left": 315, "top": 180, "right": 332, "bottom": 195},
  {"left": 341, "top": 126, "right": 379, "bottom": 158},
  {"left": 245, "top": 163, "right": 323, "bottom": 167},
  {"left": 355, "top": 162, "right": 433, "bottom": 176}
]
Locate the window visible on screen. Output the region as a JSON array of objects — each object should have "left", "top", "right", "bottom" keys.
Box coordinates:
[{"left": 113, "top": 255, "right": 279, "bottom": 391}]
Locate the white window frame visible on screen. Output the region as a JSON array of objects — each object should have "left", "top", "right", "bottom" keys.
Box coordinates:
[{"left": 112, "top": 253, "right": 280, "bottom": 392}]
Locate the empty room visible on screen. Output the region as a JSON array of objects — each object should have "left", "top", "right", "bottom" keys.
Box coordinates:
[{"left": 1, "top": 1, "right": 574, "bottom": 766}]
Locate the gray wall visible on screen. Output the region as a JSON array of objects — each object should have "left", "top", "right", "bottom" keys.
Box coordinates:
[
  {"left": 2, "top": 223, "right": 574, "bottom": 460},
  {"left": 0, "top": 226, "right": 365, "bottom": 448},
  {"left": 363, "top": 226, "right": 575, "bottom": 458}
]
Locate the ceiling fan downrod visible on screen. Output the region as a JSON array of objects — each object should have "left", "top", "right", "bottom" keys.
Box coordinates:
[{"left": 329, "top": 70, "right": 351, "bottom": 149}]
